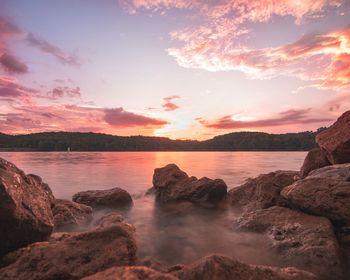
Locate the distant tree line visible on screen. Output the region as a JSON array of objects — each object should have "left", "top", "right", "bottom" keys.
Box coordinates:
[{"left": 0, "top": 129, "right": 326, "bottom": 152}]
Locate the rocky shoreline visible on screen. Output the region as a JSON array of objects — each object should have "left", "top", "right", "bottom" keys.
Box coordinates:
[{"left": 0, "top": 111, "right": 349, "bottom": 280}]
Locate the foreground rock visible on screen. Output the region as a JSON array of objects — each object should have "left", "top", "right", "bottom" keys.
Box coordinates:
[
  {"left": 228, "top": 170, "right": 298, "bottom": 211},
  {"left": 171, "top": 254, "right": 317, "bottom": 280},
  {"left": 282, "top": 164, "right": 350, "bottom": 228},
  {"left": 82, "top": 266, "right": 177, "bottom": 280},
  {"left": 0, "top": 158, "right": 54, "bottom": 256},
  {"left": 0, "top": 213, "right": 137, "bottom": 280},
  {"left": 153, "top": 164, "right": 227, "bottom": 205},
  {"left": 52, "top": 199, "right": 93, "bottom": 231},
  {"left": 316, "top": 110, "right": 350, "bottom": 164},
  {"left": 237, "top": 206, "right": 342, "bottom": 280},
  {"left": 300, "top": 148, "right": 330, "bottom": 178},
  {"left": 72, "top": 187, "right": 133, "bottom": 210}
]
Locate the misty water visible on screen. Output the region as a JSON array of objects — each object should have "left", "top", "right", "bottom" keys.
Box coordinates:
[{"left": 0, "top": 151, "right": 306, "bottom": 267}]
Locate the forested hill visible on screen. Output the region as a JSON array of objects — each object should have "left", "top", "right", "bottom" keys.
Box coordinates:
[{"left": 0, "top": 130, "right": 324, "bottom": 151}]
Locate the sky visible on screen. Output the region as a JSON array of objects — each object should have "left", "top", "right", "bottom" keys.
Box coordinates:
[{"left": 0, "top": 0, "right": 349, "bottom": 140}]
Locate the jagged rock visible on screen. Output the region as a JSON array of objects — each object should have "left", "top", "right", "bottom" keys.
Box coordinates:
[
  {"left": 81, "top": 266, "right": 178, "bottom": 280},
  {"left": 228, "top": 170, "right": 298, "bottom": 211},
  {"left": 236, "top": 206, "right": 342, "bottom": 280},
  {"left": 171, "top": 254, "right": 317, "bottom": 280},
  {"left": 72, "top": 187, "right": 133, "bottom": 210},
  {"left": 153, "top": 164, "right": 227, "bottom": 205},
  {"left": 52, "top": 199, "right": 93, "bottom": 231},
  {"left": 0, "top": 214, "right": 137, "bottom": 280},
  {"left": 282, "top": 164, "right": 350, "bottom": 227},
  {"left": 139, "top": 256, "right": 168, "bottom": 272},
  {"left": 300, "top": 148, "right": 330, "bottom": 178},
  {"left": 316, "top": 111, "right": 350, "bottom": 164},
  {"left": 0, "top": 157, "right": 54, "bottom": 256}
]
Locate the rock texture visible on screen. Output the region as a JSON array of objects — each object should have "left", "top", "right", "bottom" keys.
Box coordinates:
[
  {"left": 171, "top": 254, "right": 317, "bottom": 280},
  {"left": 72, "top": 187, "right": 133, "bottom": 210},
  {"left": 228, "top": 170, "right": 298, "bottom": 211},
  {"left": 316, "top": 110, "right": 350, "bottom": 164},
  {"left": 52, "top": 199, "right": 93, "bottom": 231},
  {"left": 282, "top": 164, "right": 350, "bottom": 227},
  {"left": 237, "top": 206, "right": 342, "bottom": 280},
  {"left": 153, "top": 164, "right": 227, "bottom": 205},
  {"left": 0, "top": 214, "right": 137, "bottom": 280},
  {"left": 0, "top": 157, "right": 54, "bottom": 256},
  {"left": 82, "top": 266, "right": 177, "bottom": 280},
  {"left": 300, "top": 148, "right": 330, "bottom": 178}
]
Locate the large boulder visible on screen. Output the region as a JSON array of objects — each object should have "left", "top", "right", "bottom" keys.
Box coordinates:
[
  {"left": 52, "top": 199, "right": 93, "bottom": 231},
  {"left": 82, "top": 266, "right": 178, "bottom": 280},
  {"left": 0, "top": 213, "right": 137, "bottom": 280},
  {"left": 316, "top": 111, "right": 350, "bottom": 164},
  {"left": 228, "top": 170, "right": 298, "bottom": 211},
  {"left": 236, "top": 206, "right": 342, "bottom": 280},
  {"left": 300, "top": 148, "right": 330, "bottom": 178},
  {"left": 171, "top": 254, "right": 317, "bottom": 280},
  {"left": 0, "top": 157, "right": 54, "bottom": 256},
  {"left": 72, "top": 187, "right": 133, "bottom": 210},
  {"left": 282, "top": 164, "right": 350, "bottom": 228},
  {"left": 153, "top": 164, "right": 227, "bottom": 205}
]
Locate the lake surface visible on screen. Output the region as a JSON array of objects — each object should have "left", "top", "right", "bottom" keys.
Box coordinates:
[{"left": 0, "top": 151, "right": 306, "bottom": 266}]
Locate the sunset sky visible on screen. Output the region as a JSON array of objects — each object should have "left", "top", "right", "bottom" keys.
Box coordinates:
[{"left": 0, "top": 0, "right": 349, "bottom": 140}]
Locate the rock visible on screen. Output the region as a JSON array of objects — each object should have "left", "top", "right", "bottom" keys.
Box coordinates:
[
  {"left": 0, "top": 214, "right": 137, "bottom": 280},
  {"left": 72, "top": 187, "right": 133, "bottom": 210},
  {"left": 237, "top": 206, "right": 342, "bottom": 280},
  {"left": 228, "top": 170, "right": 298, "bottom": 211},
  {"left": 139, "top": 256, "right": 168, "bottom": 272},
  {"left": 171, "top": 254, "right": 317, "bottom": 280},
  {"left": 300, "top": 148, "right": 330, "bottom": 178},
  {"left": 93, "top": 212, "right": 124, "bottom": 227},
  {"left": 282, "top": 165, "right": 350, "bottom": 227},
  {"left": 81, "top": 266, "right": 178, "bottom": 280},
  {"left": 153, "top": 164, "right": 227, "bottom": 205},
  {"left": 52, "top": 199, "right": 93, "bottom": 231},
  {"left": 316, "top": 111, "right": 350, "bottom": 164},
  {"left": 338, "top": 233, "right": 350, "bottom": 279},
  {"left": 0, "top": 157, "right": 54, "bottom": 256}
]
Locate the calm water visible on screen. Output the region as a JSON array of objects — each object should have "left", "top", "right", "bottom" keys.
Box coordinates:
[{"left": 0, "top": 152, "right": 306, "bottom": 266}]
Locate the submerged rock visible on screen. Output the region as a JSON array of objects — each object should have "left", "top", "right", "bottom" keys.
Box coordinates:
[
  {"left": 171, "top": 254, "right": 317, "bottom": 280},
  {"left": 82, "top": 266, "right": 178, "bottom": 280},
  {"left": 282, "top": 164, "right": 350, "bottom": 228},
  {"left": 72, "top": 187, "right": 133, "bottom": 210},
  {"left": 228, "top": 170, "right": 298, "bottom": 211},
  {"left": 0, "top": 213, "right": 137, "bottom": 280},
  {"left": 152, "top": 164, "right": 227, "bottom": 205},
  {"left": 237, "top": 206, "right": 342, "bottom": 280},
  {"left": 300, "top": 148, "right": 330, "bottom": 178},
  {"left": 52, "top": 199, "right": 93, "bottom": 231},
  {"left": 0, "top": 157, "right": 54, "bottom": 256},
  {"left": 316, "top": 110, "right": 350, "bottom": 164}
]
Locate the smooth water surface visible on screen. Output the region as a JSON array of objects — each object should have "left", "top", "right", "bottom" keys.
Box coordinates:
[{"left": 0, "top": 152, "right": 306, "bottom": 266}]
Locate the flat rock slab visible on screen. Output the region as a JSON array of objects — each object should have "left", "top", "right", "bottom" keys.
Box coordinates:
[
  {"left": 0, "top": 157, "right": 54, "bottom": 256},
  {"left": 236, "top": 206, "right": 342, "bottom": 280}
]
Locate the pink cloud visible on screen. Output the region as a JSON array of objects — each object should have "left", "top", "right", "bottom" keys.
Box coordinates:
[
  {"left": 162, "top": 95, "right": 180, "bottom": 111},
  {"left": 0, "top": 53, "right": 28, "bottom": 74}
]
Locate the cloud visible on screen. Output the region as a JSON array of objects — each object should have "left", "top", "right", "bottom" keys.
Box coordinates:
[
  {"left": 0, "top": 53, "right": 28, "bottom": 74},
  {"left": 48, "top": 86, "right": 81, "bottom": 99},
  {"left": 0, "top": 17, "right": 21, "bottom": 50},
  {"left": 26, "top": 33, "right": 80, "bottom": 66},
  {"left": 104, "top": 107, "right": 169, "bottom": 127},
  {"left": 162, "top": 95, "right": 180, "bottom": 111},
  {"left": 200, "top": 109, "right": 333, "bottom": 130}
]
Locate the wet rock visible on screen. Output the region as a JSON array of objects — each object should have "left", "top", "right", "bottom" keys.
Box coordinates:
[
  {"left": 153, "top": 164, "right": 227, "bottom": 205},
  {"left": 237, "top": 206, "right": 342, "bottom": 280},
  {"left": 316, "top": 110, "right": 350, "bottom": 164},
  {"left": 0, "top": 213, "right": 137, "bottom": 280},
  {"left": 282, "top": 164, "right": 350, "bottom": 227},
  {"left": 300, "top": 148, "right": 330, "bottom": 178},
  {"left": 0, "top": 157, "right": 54, "bottom": 256},
  {"left": 228, "top": 170, "right": 298, "bottom": 211},
  {"left": 93, "top": 212, "right": 124, "bottom": 227},
  {"left": 81, "top": 266, "right": 178, "bottom": 280},
  {"left": 172, "top": 254, "right": 317, "bottom": 280},
  {"left": 52, "top": 199, "right": 93, "bottom": 231},
  {"left": 72, "top": 187, "right": 133, "bottom": 210}
]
